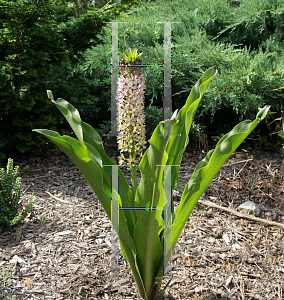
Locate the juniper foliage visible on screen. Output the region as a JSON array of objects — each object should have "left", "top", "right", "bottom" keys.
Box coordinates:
[{"left": 83, "top": 0, "right": 284, "bottom": 141}]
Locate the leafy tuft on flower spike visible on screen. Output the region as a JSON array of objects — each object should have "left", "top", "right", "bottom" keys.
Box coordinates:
[{"left": 117, "top": 48, "right": 146, "bottom": 167}]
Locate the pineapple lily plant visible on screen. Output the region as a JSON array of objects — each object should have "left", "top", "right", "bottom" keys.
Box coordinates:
[{"left": 33, "top": 49, "right": 270, "bottom": 300}]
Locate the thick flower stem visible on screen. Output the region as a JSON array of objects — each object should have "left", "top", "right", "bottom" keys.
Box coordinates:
[{"left": 130, "top": 163, "right": 137, "bottom": 206}]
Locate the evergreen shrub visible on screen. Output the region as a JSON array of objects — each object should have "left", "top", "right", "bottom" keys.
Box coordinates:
[
  {"left": 0, "top": 158, "right": 33, "bottom": 227},
  {"left": 2, "top": 0, "right": 284, "bottom": 157},
  {"left": 0, "top": 0, "right": 114, "bottom": 160},
  {"left": 85, "top": 0, "right": 284, "bottom": 142}
]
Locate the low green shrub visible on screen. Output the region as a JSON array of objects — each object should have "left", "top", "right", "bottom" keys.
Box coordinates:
[
  {"left": 0, "top": 264, "right": 16, "bottom": 300},
  {"left": 0, "top": 158, "right": 33, "bottom": 227}
]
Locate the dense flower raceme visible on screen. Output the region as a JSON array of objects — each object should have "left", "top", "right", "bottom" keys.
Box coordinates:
[{"left": 117, "top": 56, "right": 147, "bottom": 166}]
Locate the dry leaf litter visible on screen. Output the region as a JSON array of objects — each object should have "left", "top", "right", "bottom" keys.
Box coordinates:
[{"left": 0, "top": 141, "right": 284, "bottom": 300}]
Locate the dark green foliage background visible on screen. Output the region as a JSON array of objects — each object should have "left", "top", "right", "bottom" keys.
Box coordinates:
[
  {"left": 0, "top": 0, "right": 115, "bottom": 160},
  {"left": 85, "top": 0, "right": 284, "bottom": 143},
  {"left": 1, "top": 0, "right": 284, "bottom": 160}
]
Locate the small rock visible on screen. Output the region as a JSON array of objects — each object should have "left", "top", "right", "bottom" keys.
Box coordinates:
[
  {"left": 237, "top": 200, "right": 260, "bottom": 216},
  {"left": 271, "top": 210, "right": 277, "bottom": 220}
]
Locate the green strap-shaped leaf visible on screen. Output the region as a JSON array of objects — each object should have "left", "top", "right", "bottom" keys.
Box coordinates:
[
  {"left": 36, "top": 96, "right": 144, "bottom": 296},
  {"left": 150, "top": 67, "right": 218, "bottom": 281},
  {"left": 166, "top": 66, "right": 218, "bottom": 192},
  {"left": 50, "top": 98, "right": 135, "bottom": 236},
  {"left": 33, "top": 130, "right": 112, "bottom": 217},
  {"left": 52, "top": 98, "right": 85, "bottom": 145},
  {"left": 171, "top": 105, "right": 270, "bottom": 249},
  {"left": 133, "top": 67, "right": 217, "bottom": 297},
  {"left": 134, "top": 119, "right": 175, "bottom": 296},
  {"left": 33, "top": 128, "right": 147, "bottom": 298}
]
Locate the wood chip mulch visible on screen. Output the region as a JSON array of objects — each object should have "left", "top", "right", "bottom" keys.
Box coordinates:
[{"left": 1, "top": 142, "right": 284, "bottom": 300}]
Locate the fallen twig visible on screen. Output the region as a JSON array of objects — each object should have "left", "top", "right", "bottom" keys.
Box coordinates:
[
  {"left": 45, "top": 191, "right": 71, "bottom": 204},
  {"left": 222, "top": 158, "right": 253, "bottom": 167},
  {"left": 198, "top": 199, "right": 284, "bottom": 229},
  {"left": 257, "top": 188, "right": 278, "bottom": 202},
  {"left": 233, "top": 160, "right": 250, "bottom": 180}
]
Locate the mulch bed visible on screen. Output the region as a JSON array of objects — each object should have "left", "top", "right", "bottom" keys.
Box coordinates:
[{"left": 1, "top": 141, "right": 284, "bottom": 300}]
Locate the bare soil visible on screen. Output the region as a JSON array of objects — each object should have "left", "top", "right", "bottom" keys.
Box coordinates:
[{"left": 1, "top": 141, "right": 284, "bottom": 300}]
